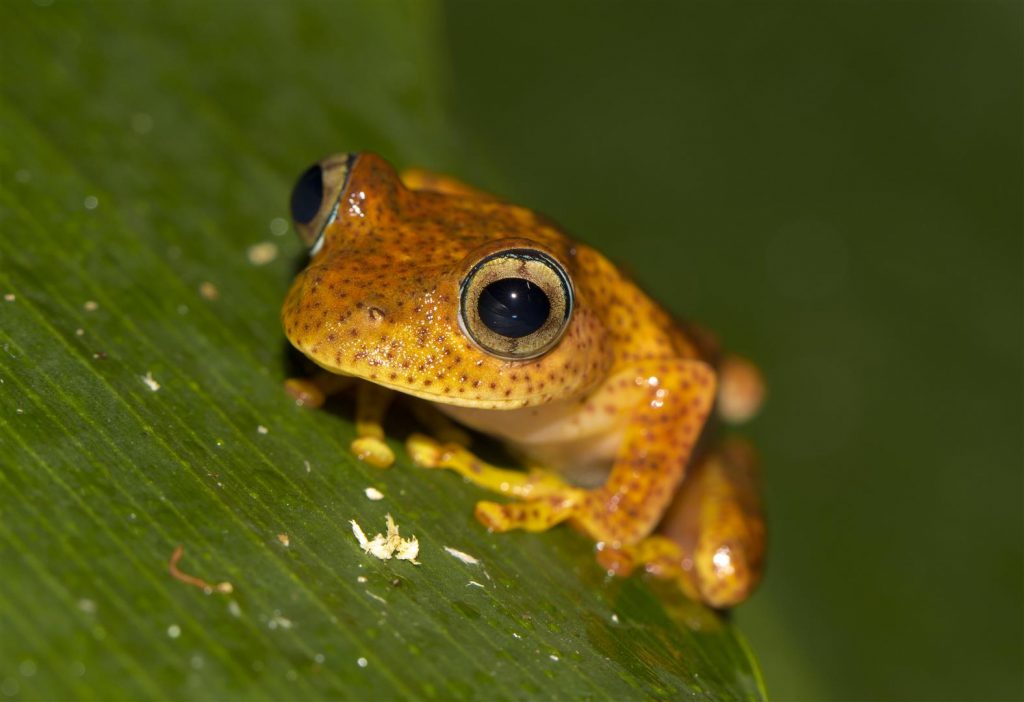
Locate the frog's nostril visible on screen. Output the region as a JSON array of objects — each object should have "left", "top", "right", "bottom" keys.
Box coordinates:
[
  {"left": 367, "top": 306, "right": 386, "bottom": 322},
  {"left": 290, "top": 163, "right": 323, "bottom": 225}
]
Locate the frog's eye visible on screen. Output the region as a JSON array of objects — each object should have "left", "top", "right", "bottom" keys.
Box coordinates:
[
  {"left": 289, "top": 153, "right": 356, "bottom": 255},
  {"left": 460, "top": 249, "right": 573, "bottom": 360}
]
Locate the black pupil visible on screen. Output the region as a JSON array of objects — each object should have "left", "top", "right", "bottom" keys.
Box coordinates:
[
  {"left": 290, "top": 163, "right": 323, "bottom": 225},
  {"left": 477, "top": 278, "right": 550, "bottom": 338}
]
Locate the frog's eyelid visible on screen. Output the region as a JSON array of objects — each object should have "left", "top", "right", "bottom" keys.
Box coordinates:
[
  {"left": 308, "top": 153, "right": 359, "bottom": 257},
  {"left": 309, "top": 197, "right": 340, "bottom": 256}
]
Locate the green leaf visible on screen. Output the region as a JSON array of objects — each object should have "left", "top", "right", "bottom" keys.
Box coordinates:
[{"left": 0, "top": 1, "right": 764, "bottom": 699}]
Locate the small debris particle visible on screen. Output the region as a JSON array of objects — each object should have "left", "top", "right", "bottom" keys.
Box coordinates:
[
  {"left": 83, "top": 195, "right": 98, "bottom": 210},
  {"left": 269, "top": 217, "right": 289, "bottom": 236},
  {"left": 141, "top": 372, "right": 161, "bottom": 392},
  {"left": 365, "top": 591, "right": 387, "bottom": 605},
  {"left": 3, "top": 294, "right": 14, "bottom": 302},
  {"left": 247, "top": 241, "right": 278, "bottom": 266},
  {"left": 364, "top": 487, "right": 384, "bottom": 501},
  {"left": 268, "top": 611, "right": 293, "bottom": 630},
  {"left": 227, "top": 600, "right": 242, "bottom": 618},
  {"left": 83, "top": 300, "right": 99, "bottom": 312},
  {"left": 92, "top": 351, "right": 107, "bottom": 361},
  {"left": 444, "top": 546, "right": 479, "bottom": 565},
  {"left": 257, "top": 425, "right": 269, "bottom": 435},
  {"left": 77, "top": 598, "right": 97, "bottom": 614},
  {"left": 350, "top": 514, "right": 419, "bottom": 564},
  {"left": 356, "top": 576, "right": 367, "bottom": 584},
  {"left": 550, "top": 654, "right": 560, "bottom": 662},
  {"left": 304, "top": 460, "right": 312, "bottom": 473},
  {"left": 314, "top": 653, "right": 325, "bottom": 664},
  {"left": 277, "top": 533, "right": 290, "bottom": 547},
  {"left": 167, "top": 544, "right": 233, "bottom": 594},
  {"left": 512, "top": 632, "right": 522, "bottom": 639},
  {"left": 467, "top": 580, "right": 485, "bottom": 589},
  {"left": 75, "top": 328, "right": 85, "bottom": 336},
  {"left": 167, "top": 624, "right": 181, "bottom": 639},
  {"left": 611, "top": 613, "right": 620, "bottom": 624},
  {"left": 199, "top": 281, "right": 219, "bottom": 300},
  {"left": 356, "top": 657, "right": 368, "bottom": 668},
  {"left": 131, "top": 112, "right": 153, "bottom": 134}
]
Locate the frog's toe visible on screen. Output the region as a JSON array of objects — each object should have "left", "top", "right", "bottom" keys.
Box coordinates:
[
  {"left": 284, "top": 378, "right": 326, "bottom": 408},
  {"left": 350, "top": 436, "right": 395, "bottom": 469},
  {"left": 474, "top": 494, "right": 580, "bottom": 534},
  {"left": 406, "top": 433, "right": 445, "bottom": 468}
]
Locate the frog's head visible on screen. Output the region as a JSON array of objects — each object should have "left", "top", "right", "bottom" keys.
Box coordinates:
[{"left": 281, "top": 153, "right": 609, "bottom": 409}]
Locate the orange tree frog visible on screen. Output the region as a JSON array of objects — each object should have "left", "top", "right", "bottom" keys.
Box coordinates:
[{"left": 282, "top": 153, "right": 765, "bottom": 607}]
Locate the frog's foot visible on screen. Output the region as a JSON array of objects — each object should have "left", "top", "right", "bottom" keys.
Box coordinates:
[
  {"left": 350, "top": 382, "right": 396, "bottom": 469},
  {"left": 597, "top": 442, "right": 765, "bottom": 608},
  {"left": 716, "top": 355, "right": 765, "bottom": 425},
  {"left": 285, "top": 372, "right": 354, "bottom": 409},
  {"left": 406, "top": 433, "right": 571, "bottom": 499}
]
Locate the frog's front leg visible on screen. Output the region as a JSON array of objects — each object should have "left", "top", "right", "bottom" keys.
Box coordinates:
[
  {"left": 596, "top": 439, "right": 765, "bottom": 608},
  {"left": 350, "top": 381, "right": 397, "bottom": 468},
  {"left": 478, "top": 358, "right": 716, "bottom": 545}
]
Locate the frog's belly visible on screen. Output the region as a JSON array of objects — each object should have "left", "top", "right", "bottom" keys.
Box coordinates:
[{"left": 433, "top": 396, "right": 625, "bottom": 488}]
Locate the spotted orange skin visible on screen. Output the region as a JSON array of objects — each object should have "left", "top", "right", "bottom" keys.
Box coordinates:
[{"left": 282, "top": 153, "right": 765, "bottom": 606}]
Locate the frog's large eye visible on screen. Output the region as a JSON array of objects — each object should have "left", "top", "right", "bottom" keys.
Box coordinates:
[
  {"left": 289, "top": 153, "right": 356, "bottom": 255},
  {"left": 460, "top": 249, "right": 573, "bottom": 360}
]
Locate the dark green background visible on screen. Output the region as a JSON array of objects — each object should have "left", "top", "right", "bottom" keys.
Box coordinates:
[{"left": 440, "top": 2, "right": 1022, "bottom": 700}]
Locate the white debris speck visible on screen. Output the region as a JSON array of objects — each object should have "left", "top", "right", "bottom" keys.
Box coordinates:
[
  {"left": 356, "top": 657, "right": 368, "bottom": 668},
  {"left": 131, "top": 112, "right": 154, "bottom": 134},
  {"left": 364, "top": 487, "right": 384, "bottom": 501},
  {"left": 356, "top": 576, "right": 367, "bottom": 584},
  {"left": 512, "top": 632, "right": 522, "bottom": 639},
  {"left": 199, "top": 281, "right": 219, "bottom": 300},
  {"left": 467, "top": 580, "right": 485, "bottom": 589},
  {"left": 350, "top": 514, "right": 419, "bottom": 564},
  {"left": 269, "top": 217, "right": 289, "bottom": 236},
  {"left": 304, "top": 460, "right": 312, "bottom": 473},
  {"left": 549, "top": 654, "right": 559, "bottom": 662},
  {"left": 167, "top": 624, "right": 181, "bottom": 639},
  {"left": 83, "top": 195, "right": 98, "bottom": 210},
  {"left": 77, "top": 598, "right": 97, "bottom": 614},
  {"left": 314, "top": 653, "right": 325, "bottom": 664},
  {"left": 247, "top": 241, "right": 278, "bottom": 266},
  {"left": 257, "top": 425, "right": 269, "bottom": 435},
  {"left": 611, "top": 613, "right": 620, "bottom": 624},
  {"left": 365, "top": 590, "right": 387, "bottom": 605},
  {"left": 268, "top": 611, "right": 293, "bottom": 630},
  {"left": 277, "top": 533, "right": 290, "bottom": 547},
  {"left": 3, "top": 294, "right": 14, "bottom": 302},
  {"left": 444, "top": 546, "right": 479, "bottom": 565},
  {"left": 83, "top": 300, "right": 99, "bottom": 312},
  {"left": 227, "top": 600, "right": 242, "bottom": 618},
  {"left": 75, "top": 328, "right": 85, "bottom": 336},
  {"left": 141, "top": 372, "right": 161, "bottom": 392}
]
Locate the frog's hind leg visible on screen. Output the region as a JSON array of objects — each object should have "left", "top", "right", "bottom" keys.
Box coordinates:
[{"left": 597, "top": 439, "right": 766, "bottom": 608}]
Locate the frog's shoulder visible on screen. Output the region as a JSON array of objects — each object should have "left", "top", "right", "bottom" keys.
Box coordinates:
[{"left": 568, "top": 243, "right": 708, "bottom": 363}]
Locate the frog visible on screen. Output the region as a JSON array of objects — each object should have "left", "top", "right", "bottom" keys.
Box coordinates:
[{"left": 281, "top": 152, "right": 766, "bottom": 607}]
